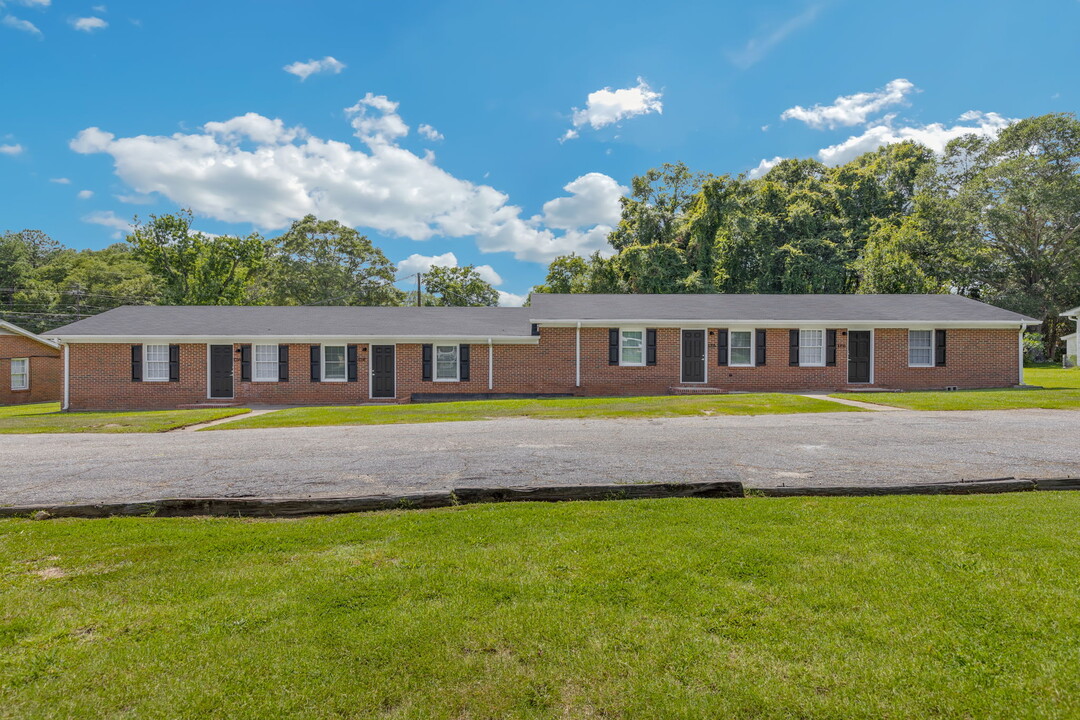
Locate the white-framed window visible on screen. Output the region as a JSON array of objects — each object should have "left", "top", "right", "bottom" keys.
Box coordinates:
[
  {"left": 908, "top": 330, "right": 934, "bottom": 367},
  {"left": 435, "top": 345, "right": 459, "bottom": 381},
  {"left": 144, "top": 344, "right": 170, "bottom": 381},
  {"left": 798, "top": 330, "right": 825, "bottom": 367},
  {"left": 10, "top": 358, "right": 28, "bottom": 390},
  {"left": 254, "top": 344, "right": 279, "bottom": 381},
  {"left": 620, "top": 329, "right": 645, "bottom": 366},
  {"left": 729, "top": 330, "right": 754, "bottom": 366},
  {"left": 322, "top": 345, "right": 347, "bottom": 381}
]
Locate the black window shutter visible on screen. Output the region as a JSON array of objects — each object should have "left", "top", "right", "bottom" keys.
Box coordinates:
[
  {"left": 608, "top": 329, "right": 619, "bottom": 365},
  {"left": 789, "top": 330, "right": 800, "bottom": 366},
  {"left": 646, "top": 329, "right": 657, "bottom": 366},
  {"left": 240, "top": 344, "right": 252, "bottom": 382},
  {"left": 756, "top": 329, "right": 767, "bottom": 367},
  {"left": 422, "top": 344, "right": 433, "bottom": 381},
  {"left": 346, "top": 344, "right": 358, "bottom": 382},
  {"left": 717, "top": 329, "right": 728, "bottom": 366},
  {"left": 826, "top": 330, "right": 837, "bottom": 367},
  {"left": 168, "top": 344, "right": 180, "bottom": 382},
  {"left": 935, "top": 330, "right": 947, "bottom": 366},
  {"left": 131, "top": 345, "right": 142, "bottom": 382},
  {"left": 278, "top": 345, "right": 289, "bottom": 382},
  {"left": 459, "top": 344, "right": 470, "bottom": 380},
  {"left": 310, "top": 345, "right": 321, "bottom": 382},
  {"left": 531, "top": 323, "right": 540, "bottom": 337}
]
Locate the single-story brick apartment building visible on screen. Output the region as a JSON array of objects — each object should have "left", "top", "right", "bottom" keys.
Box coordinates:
[
  {"left": 44, "top": 294, "right": 1037, "bottom": 411},
  {"left": 1, "top": 320, "right": 62, "bottom": 406}
]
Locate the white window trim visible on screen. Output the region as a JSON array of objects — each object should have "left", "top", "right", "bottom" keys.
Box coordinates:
[
  {"left": 798, "top": 328, "right": 826, "bottom": 368},
  {"left": 10, "top": 357, "right": 29, "bottom": 391},
  {"left": 619, "top": 328, "right": 646, "bottom": 367},
  {"left": 434, "top": 344, "right": 460, "bottom": 382},
  {"left": 728, "top": 328, "right": 755, "bottom": 367},
  {"left": 321, "top": 344, "right": 348, "bottom": 382},
  {"left": 143, "top": 343, "right": 170, "bottom": 382},
  {"left": 908, "top": 329, "right": 935, "bottom": 368},
  {"left": 253, "top": 343, "right": 279, "bottom": 382}
]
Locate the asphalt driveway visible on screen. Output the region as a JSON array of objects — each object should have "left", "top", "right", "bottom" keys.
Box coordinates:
[{"left": 1, "top": 408, "right": 1078, "bottom": 506}]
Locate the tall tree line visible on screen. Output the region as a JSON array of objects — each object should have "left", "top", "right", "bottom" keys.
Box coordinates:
[{"left": 532, "top": 113, "right": 1080, "bottom": 356}]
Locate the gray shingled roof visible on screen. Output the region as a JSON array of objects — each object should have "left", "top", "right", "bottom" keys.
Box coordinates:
[
  {"left": 44, "top": 294, "right": 1036, "bottom": 340},
  {"left": 46, "top": 305, "right": 535, "bottom": 339},
  {"left": 527, "top": 294, "right": 1037, "bottom": 324}
]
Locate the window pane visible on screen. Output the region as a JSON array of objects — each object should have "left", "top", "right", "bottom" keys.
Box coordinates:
[
  {"left": 799, "top": 330, "right": 824, "bottom": 366},
  {"left": 435, "top": 345, "right": 458, "bottom": 380},
  {"left": 621, "top": 330, "right": 643, "bottom": 364},
  {"left": 324, "top": 345, "right": 346, "bottom": 380},
  {"left": 11, "top": 359, "right": 27, "bottom": 390},
  {"left": 254, "top": 344, "right": 278, "bottom": 381},
  {"left": 144, "top": 344, "right": 169, "bottom": 380},
  {"left": 730, "top": 331, "right": 752, "bottom": 365},
  {"left": 909, "top": 331, "right": 932, "bottom": 366}
]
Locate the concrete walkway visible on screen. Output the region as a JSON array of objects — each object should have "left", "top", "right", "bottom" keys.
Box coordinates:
[{"left": 2, "top": 409, "right": 1078, "bottom": 506}]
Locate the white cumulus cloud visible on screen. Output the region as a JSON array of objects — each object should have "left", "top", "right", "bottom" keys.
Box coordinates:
[
  {"left": 70, "top": 97, "right": 628, "bottom": 264},
  {"left": 396, "top": 251, "right": 502, "bottom": 286},
  {"left": 562, "top": 77, "right": 662, "bottom": 141},
  {"left": 781, "top": 78, "right": 915, "bottom": 129},
  {"left": 50, "top": 177, "right": 71, "bottom": 184},
  {"left": 2, "top": 15, "right": 42, "bottom": 37},
  {"left": 747, "top": 156, "right": 784, "bottom": 179},
  {"left": 82, "top": 210, "right": 131, "bottom": 238},
  {"left": 418, "top": 123, "right": 444, "bottom": 142},
  {"left": 816, "top": 111, "right": 1013, "bottom": 166},
  {"left": 77, "top": 189, "right": 94, "bottom": 199},
  {"left": 497, "top": 291, "right": 526, "bottom": 307},
  {"left": 72, "top": 16, "right": 107, "bottom": 31},
  {"left": 283, "top": 55, "right": 345, "bottom": 80},
  {"left": 0, "top": 143, "right": 25, "bottom": 155}
]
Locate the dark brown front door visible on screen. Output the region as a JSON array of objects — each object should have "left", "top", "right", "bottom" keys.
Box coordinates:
[
  {"left": 371, "top": 345, "right": 395, "bottom": 398},
  {"left": 848, "top": 331, "right": 871, "bottom": 383},
  {"left": 209, "top": 344, "right": 234, "bottom": 398},
  {"left": 681, "top": 330, "right": 706, "bottom": 383}
]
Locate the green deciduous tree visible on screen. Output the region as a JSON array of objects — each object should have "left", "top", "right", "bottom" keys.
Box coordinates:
[{"left": 422, "top": 265, "right": 500, "bottom": 306}]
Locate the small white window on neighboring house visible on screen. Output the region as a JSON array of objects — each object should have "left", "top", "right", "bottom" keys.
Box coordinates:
[
  {"left": 10, "top": 358, "right": 28, "bottom": 390},
  {"left": 909, "top": 330, "right": 933, "bottom": 367},
  {"left": 144, "top": 344, "right": 170, "bottom": 381},
  {"left": 435, "top": 345, "right": 459, "bottom": 381},
  {"left": 254, "top": 344, "right": 279, "bottom": 381},
  {"left": 620, "top": 329, "right": 644, "bottom": 366},
  {"left": 799, "top": 330, "right": 825, "bottom": 367},
  {"left": 729, "top": 331, "right": 754, "bottom": 366},
  {"left": 323, "top": 345, "right": 347, "bottom": 381}
]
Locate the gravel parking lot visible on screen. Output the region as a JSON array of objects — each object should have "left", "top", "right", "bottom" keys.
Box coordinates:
[{"left": 1, "top": 409, "right": 1078, "bottom": 506}]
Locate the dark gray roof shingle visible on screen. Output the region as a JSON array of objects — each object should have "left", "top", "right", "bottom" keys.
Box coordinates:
[{"left": 527, "top": 294, "right": 1037, "bottom": 324}]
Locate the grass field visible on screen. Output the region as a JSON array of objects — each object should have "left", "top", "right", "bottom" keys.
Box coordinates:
[
  {"left": 209, "top": 392, "right": 860, "bottom": 430},
  {"left": 1, "top": 494, "right": 1078, "bottom": 718},
  {"left": 832, "top": 364, "right": 1080, "bottom": 411},
  {"left": 0, "top": 403, "right": 248, "bottom": 434}
]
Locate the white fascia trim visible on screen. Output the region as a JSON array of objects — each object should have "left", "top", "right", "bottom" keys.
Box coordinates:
[
  {"left": 50, "top": 335, "right": 539, "bottom": 345},
  {"left": 0, "top": 320, "right": 61, "bottom": 349},
  {"left": 1060, "top": 306, "right": 1080, "bottom": 318},
  {"left": 531, "top": 319, "right": 1034, "bottom": 330}
]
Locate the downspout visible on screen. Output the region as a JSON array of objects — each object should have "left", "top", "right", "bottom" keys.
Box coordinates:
[
  {"left": 488, "top": 338, "right": 493, "bottom": 391},
  {"left": 1018, "top": 325, "right": 1025, "bottom": 386},
  {"left": 62, "top": 343, "right": 70, "bottom": 411},
  {"left": 575, "top": 322, "right": 581, "bottom": 388}
]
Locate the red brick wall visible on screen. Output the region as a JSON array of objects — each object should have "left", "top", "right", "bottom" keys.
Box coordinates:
[
  {"left": 1, "top": 334, "right": 61, "bottom": 405},
  {"left": 65, "top": 327, "right": 1021, "bottom": 410}
]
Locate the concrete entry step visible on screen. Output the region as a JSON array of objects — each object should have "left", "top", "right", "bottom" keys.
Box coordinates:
[
  {"left": 177, "top": 402, "right": 243, "bottom": 409},
  {"left": 668, "top": 386, "right": 726, "bottom": 395}
]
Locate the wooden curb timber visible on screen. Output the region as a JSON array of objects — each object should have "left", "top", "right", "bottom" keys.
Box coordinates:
[{"left": 1, "top": 477, "right": 1076, "bottom": 519}]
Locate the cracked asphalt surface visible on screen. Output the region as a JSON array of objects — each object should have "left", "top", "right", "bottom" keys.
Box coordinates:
[{"left": 2, "top": 409, "right": 1078, "bottom": 506}]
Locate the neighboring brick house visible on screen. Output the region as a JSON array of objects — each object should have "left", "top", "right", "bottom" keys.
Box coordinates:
[
  {"left": 44, "top": 294, "right": 1037, "bottom": 411},
  {"left": 1, "top": 320, "right": 62, "bottom": 406}
]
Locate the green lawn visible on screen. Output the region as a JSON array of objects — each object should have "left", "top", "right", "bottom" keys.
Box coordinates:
[
  {"left": 832, "top": 365, "right": 1080, "bottom": 411},
  {"left": 209, "top": 393, "right": 860, "bottom": 430},
  {"left": 1, "top": 494, "right": 1078, "bottom": 718},
  {"left": 0, "top": 402, "right": 248, "bottom": 433}
]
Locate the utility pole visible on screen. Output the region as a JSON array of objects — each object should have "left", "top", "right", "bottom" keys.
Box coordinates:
[{"left": 416, "top": 273, "right": 422, "bottom": 307}]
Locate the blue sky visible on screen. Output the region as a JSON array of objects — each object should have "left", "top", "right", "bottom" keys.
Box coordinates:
[{"left": 1, "top": 0, "right": 1077, "bottom": 305}]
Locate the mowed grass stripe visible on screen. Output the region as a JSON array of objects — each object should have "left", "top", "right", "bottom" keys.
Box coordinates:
[
  {"left": 209, "top": 393, "right": 861, "bottom": 430},
  {"left": 0, "top": 493, "right": 1078, "bottom": 718},
  {"left": 0, "top": 402, "right": 248, "bottom": 434}
]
